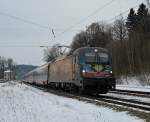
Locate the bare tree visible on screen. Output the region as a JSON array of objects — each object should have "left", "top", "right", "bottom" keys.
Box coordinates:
[
  {"left": 112, "top": 16, "right": 128, "bottom": 42},
  {"left": 71, "top": 31, "right": 89, "bottom": 52},
  {"left": 43, "top": 44, "right": 64, "bottom": 62},
  {"left": 86, "top": 22, "right": 112, "bottom": 47}
]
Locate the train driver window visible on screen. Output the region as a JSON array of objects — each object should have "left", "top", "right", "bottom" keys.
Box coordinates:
[
  {"left": 73, "top": 56, "right": 76, "bottom": 64},
  {"left": 75, "top": 56, "right": 78, "bottom": 64}
]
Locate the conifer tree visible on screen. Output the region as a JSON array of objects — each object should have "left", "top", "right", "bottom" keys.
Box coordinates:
[
  {"left": 136, "top": 3, "right": 150, "bottom": 32},
  {"left": 126, "top": 8, "right": 137, "bottom": 32}
]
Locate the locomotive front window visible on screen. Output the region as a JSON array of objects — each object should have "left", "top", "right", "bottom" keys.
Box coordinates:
[
  {"left": 85, "top": 52, "right": 109, "bottom": 64},
  {"left": 98, "top": 53, "right": 109, "bottom": 63}
]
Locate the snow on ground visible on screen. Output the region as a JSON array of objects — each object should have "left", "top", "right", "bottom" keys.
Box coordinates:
[
  {"left": 0, "top": 81, "right": 144, "bottom": 122},
  {"left": 116, "top": 85, "right": 150, "bottom": 92},
  {"left": 117, "top": 76, "right": 150, "bottom": 87},
  {"left": 116, "top": 76, "right": 150, "bottom": 92}
]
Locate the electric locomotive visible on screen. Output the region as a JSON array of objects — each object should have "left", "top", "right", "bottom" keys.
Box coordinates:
[
  {"left": 23, "top": 47, "right": 115, "bottom": 94},
  {"left": 48, "top": 47, "right": 115, "bottom": 94},
  {"left": 72, "top": 47, "right": 115, "bottom": 93}
]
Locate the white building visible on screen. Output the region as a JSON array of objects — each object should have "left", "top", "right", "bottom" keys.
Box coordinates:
[{"left": 4, "top": 70, "right": 14, "bottom": 80}]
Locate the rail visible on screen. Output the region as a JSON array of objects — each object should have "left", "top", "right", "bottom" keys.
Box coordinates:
[
  {"left": 110, "top": 89, "right": 150, "bottom": 98},
  {"left": 23, "top": 82, "right": 150, "bottom": 112}
]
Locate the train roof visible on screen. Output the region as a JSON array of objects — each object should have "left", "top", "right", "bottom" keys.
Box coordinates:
[
  {"left": 73, "top": 47, "right": 108, "bottom": 55},
  {"left": 53, "top": 55, "right": 73, "bottom": 62},
  {"left": 23, "top": 62, "right": 50, "bottom": 77},
  {"left": 53, "top": 47, "right": 108, "bottom": 61},
  {"left": 4, "top": 70, "right": 13, "bottom": 73}
]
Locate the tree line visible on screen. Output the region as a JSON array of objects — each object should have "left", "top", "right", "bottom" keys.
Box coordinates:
[
  {"left": 0, "top": 56, "right": 16, "bottom": 79},
  {"left": 70, "top": 3, "right": 150, "bottom": 76},
  {"left": 44, "top": 3, "right": 150, "bottom": 76}
]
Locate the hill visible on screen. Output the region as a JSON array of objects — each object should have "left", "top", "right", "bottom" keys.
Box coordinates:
[{"left": 16, "top": 64, "right": 38, "bottom": 79}]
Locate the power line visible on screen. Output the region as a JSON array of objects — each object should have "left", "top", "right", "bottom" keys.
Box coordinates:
[
  {"left": 0, "top": 2, "right": 141, "bottom": 47},
  {"left": 0, "top": 45, "right": 42, "bottom": 47},
  {"left": 0, "top": 11, "right": 81, "bottom": 32},
  {"left": 0, "top": 4, "right": 141, "bottom": 48},
  {"left": 58, "top": 0, "right": 117, "bottom": 35},
  {"left": 0, "top": 12, "right": 50, "bottom": 29},
  {"left": 54, "top": 3, "right": 141, "bottom": 44},
  {"left": 106, "top": 4, "right": 140, "bottom": 23},
  {"left": 57, "top": 3, "right": 140, "bottom": 38},
  {"left": 0, "top": 43, "right": 66, "bottom": 47},
  {"left": 57, "top": 1, "right": 141, "bottom": 38}
]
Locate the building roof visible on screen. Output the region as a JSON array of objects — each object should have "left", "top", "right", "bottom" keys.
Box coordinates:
[{"left": 4, "top": 70, "right": 13, "bottom": 73}]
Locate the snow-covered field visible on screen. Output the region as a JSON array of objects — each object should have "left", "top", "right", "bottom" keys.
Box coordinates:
[{"left": 0, "top": 81, "right": 144, "bottom": 122}]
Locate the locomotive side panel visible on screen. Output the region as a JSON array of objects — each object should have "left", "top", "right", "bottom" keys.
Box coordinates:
[{"left": 49, "top": 56, "right": 73, "bottom": 83}]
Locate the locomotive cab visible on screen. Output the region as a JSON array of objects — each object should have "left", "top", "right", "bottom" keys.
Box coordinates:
[{"left": 73, "top": 47, "right": 116, "bottom": 94}]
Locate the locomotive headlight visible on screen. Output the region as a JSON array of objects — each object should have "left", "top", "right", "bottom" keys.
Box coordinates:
[
  {"left": 94, "top": 49, "right": 98, "bottom": 53},
  {"left": 82, "top": 70, "right": 86, "bottom": 76}
]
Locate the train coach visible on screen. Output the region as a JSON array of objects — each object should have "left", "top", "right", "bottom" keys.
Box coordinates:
[
  {"left": 23, "top": 63, "right": 50, "bottom": 85},
  {"left": 23, "top": 47, "right": 116, "bottom": 94}
]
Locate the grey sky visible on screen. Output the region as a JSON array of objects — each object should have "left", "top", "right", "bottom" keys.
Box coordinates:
[{"left": 0, "top": 0, "right": 145, "bottom": 65}]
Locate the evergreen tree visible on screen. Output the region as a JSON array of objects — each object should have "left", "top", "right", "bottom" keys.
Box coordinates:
[
  {"left": 136, "top": 3, "right": 150, "bottom": 32},
  {"left": 137, "top": 3, "right": 148, "bottom": 20},
  {"left": 126, "top": 8, "right": 137, "bottom": 31}
]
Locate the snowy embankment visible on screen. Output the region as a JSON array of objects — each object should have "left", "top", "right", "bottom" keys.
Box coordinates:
[
  {"left": 0, "top": 81, "right": 144, "bottom": 122},
  {"left": 117, "top": 76, "right": 150, "bottom": 92}
]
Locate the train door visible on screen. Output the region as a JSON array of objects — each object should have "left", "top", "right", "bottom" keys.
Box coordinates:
[
  {"left": 72, "top": 56, "right": 76, "bottom": 80},
  {"left": 47, "top": 64, "right": 50, "bottom": 84},
  {"left": 75, "top": 56, "right": 80, "bottom": 81}
]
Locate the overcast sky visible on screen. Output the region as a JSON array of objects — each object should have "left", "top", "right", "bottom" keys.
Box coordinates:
[{"left": 0, "top": 0, "right": 145, "bottom": 66}]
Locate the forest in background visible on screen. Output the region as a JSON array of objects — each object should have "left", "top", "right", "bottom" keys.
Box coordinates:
[
  {"left": 0, "top": 57, "right": 37, "bottom": 79},
  {"left": 16, "top": 65, "right": 37, "bottom": 79},
  {"left": 70, "top": 3, "right": 150, "bottom": 76},
  {"left": 43, "top": 3, "right": 150, "bottom": 78}
]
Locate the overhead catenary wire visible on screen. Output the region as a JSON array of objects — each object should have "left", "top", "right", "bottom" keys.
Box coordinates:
[
  {"left": 58, "top": 2, "right": 141, "bottom": 38},
  {"left": 53, "top": 2, "right": 140, "bottom": 44},
  {"left": 0, "top": 45, "right": 66, "bottom": 48},
  {"left": 0, "top": 45, "right": 50, "bottom": 47},
  {"left": 0, "top": 0, "right": 131, "bottom": 40},
  {"left": 0, "top": 4, "right": 140, "bottom": 47},
  {"left": 0, "top": 44, "right": 54, "bottom": 48},
  {"left": 0, "top": 12, "right": 49, "bottom": 29},
  {"left": 0, "top": 2, "right": 142, "bottom": 47},
  {"left": 0, "top": 11, "right": 81, "bottom": 32},
  {"left": 58, "top": 0, "right": 117, "bottom": 36},
  {"left": 106, "top": 4, "right": 140, "bottom": 23}
]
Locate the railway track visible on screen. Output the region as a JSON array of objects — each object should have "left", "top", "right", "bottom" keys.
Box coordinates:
[
  {"left": 97, "top": 95, "right": 150, "bottom": 111},
  {"left": 109, "top": 89, "right": 150, "bottom": 98},
  {"left": 23, "top": 82, "right": 150, "bottom": 112},
  {"left": 0, "top": 80, "right": 10, "bottom": 83}
]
